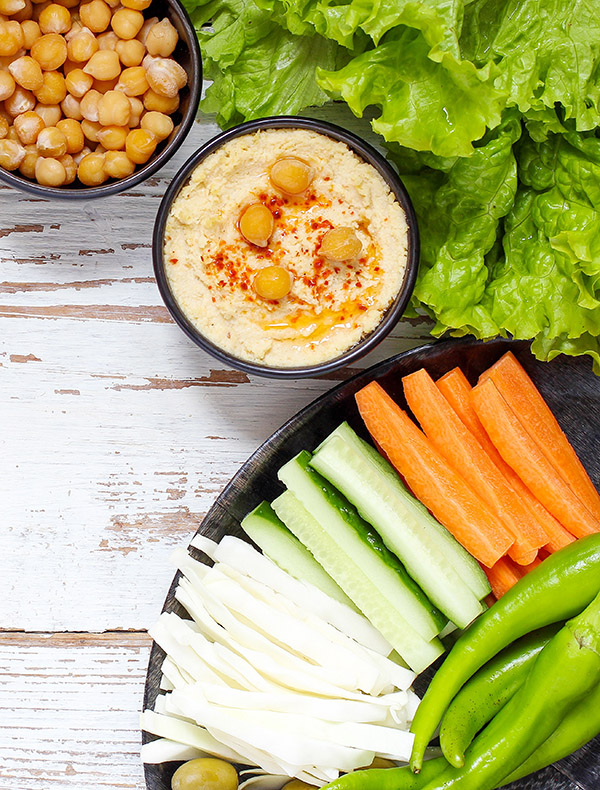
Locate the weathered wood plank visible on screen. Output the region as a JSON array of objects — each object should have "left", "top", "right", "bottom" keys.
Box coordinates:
[{"left": 0, "top": 632, "right": 150, "bottom": 790}]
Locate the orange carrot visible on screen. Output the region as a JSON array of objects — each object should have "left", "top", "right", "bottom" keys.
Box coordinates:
[
  {"left": 472, "top": 378, "right": 600, "bottom": 539},
  {"left": 484, "top": 557, "right": 521, "bottom": 599},
  {"left": 403, "top": 368, "right": 547, "bottom": 564},
  {"left": 481, "top": 352, "right": 600, "bottom": 521},
  {"left": 355, "top": 381, "right": 514, "bottom": 568},
  {"left": 436, "top": 367, "right": 576, "bottom": 554},
  {"left": 515, "top": 554, "right": 543, "bottom": 576}
]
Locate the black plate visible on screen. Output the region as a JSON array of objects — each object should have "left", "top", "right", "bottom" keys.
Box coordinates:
[{"left": 143, "top": 336, "right": 600, "bottom": 790}]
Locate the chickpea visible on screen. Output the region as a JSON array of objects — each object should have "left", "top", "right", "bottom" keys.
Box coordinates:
[
  {"left": 9, "top": 56, "right": 43, "bottom": 94},
  {"left": 253, "top": 265, "right": 292, "bottom": 300},
  {"left": 0, "top": 0, "right": 26, "bottom": 16},
  {"left": 58, "top": 150, "right": 74, "bottom": 181},
  {"left": 36, "top": 123, "right": 66, "bottom": 155},
  {"left": 270, "top": 156, "right": 313, "bottom": 195},
  {"left": 171, "top": 759, "right": 238, "bottom": 790},
  {"left": 144, "top": 18, "right": 178, "bottom": 57},
  {"left": 114, "top": 64, "right": 145, "bottom": 95},
  {"left": 13, "top": 108, "right": 44, "bottom": 143},
  {"left": 0, "top": 137, "right": 25, "bottom": 168},
  {"left": 142, "top": 86, "right": 177, "bottom": 113},
  {"left": 111, "top": 7, "right": 142, "bottom": 40},
  {"left": 239, "top": 203, "right": 275, "bottom": 247},
  {"left": 78, "top": 0, "right": 109, "bottom": 32},
  {"left": 97, "top": 87, "right": 129, "bottom": 125},
  {"left": 80, "top": 116, "right": 100, "bottom": 140},
  {"left": 76, "top": 149, "right": 105, "bottom": 183},
  {"left": 12, "top": 0, "right": 33, "bottom": 21},
  {"left": 18, "top": 142, "right": 38, "bottom": 177},
  {"left": 121, "top": 0, "right": 150, "bottom": 9},
  {"left": 83, "top": 48, "right": 119, "bottom": 79},
  {"left": 0, "top": 68, "right": 15, "bottom": 100},
  {"left": 20, "top": 19, "right": 41, "bottom": 48},
  {"left": 38, "top": 2, "right": 70, "bottom": 34},
  {"left": 135, "top": 15, "right": 156, "bottom": 44},
  {"left": 65, "top": 66, "right": 92, "bottom": 96},
  {"left": 4, "top": 84, "right": 34, "bottom": 114},
  {"left": 71, "top": 142, "right": 89, "bottom": 163},
  {"left": 0, "top": 20, "right": 24, "bottom": 56},
  {"left": 127, "top": 92, "right": 141, "bottom": 124},
  {"left": 114, "top": 36, "right": 143, "bottom": 66},
  {"left": 60, "top": 91, "right": 81, "bottom": 118},
  {"left": 103, "top": 0, "right": 118, "bottom": 8},
  {"left": 319, "top": 226, "right": 362, "bottom": 261},
  {"left": 33, "top": 69, "right": 66, "bottom": 103},
  {"left": 140, "top": 110, "right": 172, "bottom": 141},
  {"left": 66, "top": 27, "right": 98, "bottom": 61},
  {"left": 0, "top": 115, "right": 8, "bottom": 137},
  {"left": 34, "top": 100, "right": 60, "bottom": 124},
  {"left": 56, "top": 116, "right": 82, "bottom": 151},
  {"left": 96, "top": 122, "right": 125, "bottom": 149},
  {"left": 79, "top": 86, "right": 99, "bottom": 119},
  {"left": 144, "top": 54, "right": 185, "bottom": 98},
  {"left": 62, "top": 57, "right": 78, "bottom": 74},
  {"left": 91, "top": 75, "right": 117, "bottom": 91},
  {"left": 30, "top": 32, "right": 67, "bottom": 69},
  {"left": 35, "top": 153, "right": 65, "bottom": 183},
  {"left": 55, "top": 0, "right": 79, "bottom": 8},
  {"left": 97, "top": 29, "right": 117, "bottom": 49},
  {"left": 124, "top": 125, "right": 154, "bottom": 163},
  {"left": 94, "top": 141, "right": 105, "bottom": 152},
  {"left": 103, "top": 147, "right": 132, "bottom": 177},
  {"left": 6, "top": 124, "right": 19, "bottom": 140}
]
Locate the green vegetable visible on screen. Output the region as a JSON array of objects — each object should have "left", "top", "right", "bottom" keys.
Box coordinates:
[
  {"left": 439, "top": 626, "right": 559, "bottom": 768},
  {"left": 240, "top": 501, "right": 356, "bottom": 608},
  {"left": 409, "top": 532, "right": 600, "bottom": 772},
  {"left": 310, "top": 429, "right": 485, "bottom": 627},
  {"left": 419, "top": 590, "right": 600, "bottom": 790}
]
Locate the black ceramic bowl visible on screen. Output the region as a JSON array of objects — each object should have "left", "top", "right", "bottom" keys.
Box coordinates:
[
  {"left": 0, "top": 0, "right": 201, "bottom": 199},
  {"left": 153, "top": 116, "right": 420, "bottom": 379}
]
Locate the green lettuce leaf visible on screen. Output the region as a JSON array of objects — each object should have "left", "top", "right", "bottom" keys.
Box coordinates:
[
  {"left": 182, "top": 0, "right": 350, "bottom": 127},
  {"left": 317, "top": 27, "right": 505, "bottom": 157},
  {"left": 461, "top": 0, "right": 600, "bottom": 131}
]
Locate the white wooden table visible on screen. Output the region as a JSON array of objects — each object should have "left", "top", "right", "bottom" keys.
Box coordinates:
[{"left": 0, "top": 108, "right": 434, "bottom": 790}]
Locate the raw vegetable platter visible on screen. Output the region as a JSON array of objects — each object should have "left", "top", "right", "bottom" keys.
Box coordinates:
[{"left": 142, "top": 337, "right": 600, "bottom": 790}]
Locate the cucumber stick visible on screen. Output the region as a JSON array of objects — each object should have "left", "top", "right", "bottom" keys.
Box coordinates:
[
  {"left": 241, "top": 501, "right": 356, "bottom": 609},
  {"left": 276, "top": 453, "right": 445, "bottom": 673},
  {"left": 318, "top": 423, "right": 490, "bottom": 602},
  {"left": 311, "top": 434, "right": 484, "bottom": 628}
]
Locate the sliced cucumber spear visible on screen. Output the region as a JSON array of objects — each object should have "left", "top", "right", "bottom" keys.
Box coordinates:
[
  {"left": 311, "top": 428, "right": 486, "bottom": 628},
  {"left": 241, "top": 501, "right": 357, "bottom": 610},
  {"left": 275, "top": 451, "right": 445, "bottom": 674}
]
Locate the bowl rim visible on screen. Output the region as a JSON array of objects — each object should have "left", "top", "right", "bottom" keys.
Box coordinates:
[
  {"left": 153, "top": 115, "right": 420, "bottom": 379},
  {"left": 0, "top": 0, "right": 202, "bottom": 200}
]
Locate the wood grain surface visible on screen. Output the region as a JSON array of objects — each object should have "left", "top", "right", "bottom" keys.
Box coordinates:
[{"left": 0, "top": 108, "right": 434, "bottom": 789}]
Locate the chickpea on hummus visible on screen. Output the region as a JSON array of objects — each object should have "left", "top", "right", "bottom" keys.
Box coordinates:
[{"left": 163, "top": 128, "right": 409, "bottom": 368}]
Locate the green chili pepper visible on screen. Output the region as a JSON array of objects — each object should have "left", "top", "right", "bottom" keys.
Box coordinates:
[
  {"left": 439, "top": 625, "right": 559, "bottom": 768},
  {"left": 418, "top": 589, "right": 600, "bottom": 790},
  {"left": 322, "top": 758, "right": 447, "bottom": 790},
  {"left": 410, "top": 533, "right": 600, "bottom": 772},
  {"left": 499, "top": 675, "right": 600, "bottom": 786}
]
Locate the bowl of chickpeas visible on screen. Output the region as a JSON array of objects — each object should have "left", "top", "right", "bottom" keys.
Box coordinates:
[{"left": 0, "top": 0, "right": 201, "bottom": 196}]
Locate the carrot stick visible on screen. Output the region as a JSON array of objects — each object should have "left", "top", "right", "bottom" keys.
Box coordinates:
[
  {"left": 484, "top": 557, "right": 521, "bottom": 599},
  {"left": 481, "top": 352, "right": 600, "bottom": 521},
  {"left": 355, "top": 381, "right": 514, "bottom": 568},
  {"left": 471, "top": 378, "right": 600, "bottom": 539},
  {"left": 436, "top": 367, "right": 576, "bottom": 554},
  {"left": 403, "top": 368, "right": 547, "bottom": 564}
]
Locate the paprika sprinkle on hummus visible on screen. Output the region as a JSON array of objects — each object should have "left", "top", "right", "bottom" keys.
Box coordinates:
[{"left": 163, "top": 128, "right": 409, "bottom": 368}]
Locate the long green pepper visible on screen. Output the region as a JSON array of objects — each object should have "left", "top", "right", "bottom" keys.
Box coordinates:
[
  {"left": 410, "top": 533, "right": 600, "bottom": 772},
  {"left": 419, "top": 589, "right": 600, "bottom": 790},
  {"left": 439, "top": 626, "right": 558, "bottom": 768}
]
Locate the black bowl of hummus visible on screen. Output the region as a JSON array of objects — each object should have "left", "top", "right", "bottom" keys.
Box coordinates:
[{"left": 153, "top": 116, "right": 419, "bottom": 379}]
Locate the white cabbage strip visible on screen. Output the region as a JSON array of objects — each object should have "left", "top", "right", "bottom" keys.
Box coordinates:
[{"left": 142, "top": 536, "right": 421, "bottom": 785}]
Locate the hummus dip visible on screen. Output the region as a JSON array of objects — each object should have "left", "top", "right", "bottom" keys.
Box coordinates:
[{"left": 163, "top": 128, "right": 409, "bottom": 368}]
